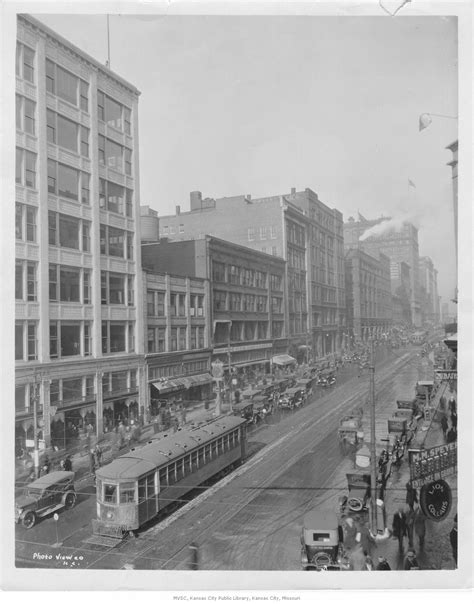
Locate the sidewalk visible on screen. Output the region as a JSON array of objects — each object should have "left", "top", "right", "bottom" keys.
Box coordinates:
[{"left": 330, "top": 373, "right": 457, "bottom": 570}]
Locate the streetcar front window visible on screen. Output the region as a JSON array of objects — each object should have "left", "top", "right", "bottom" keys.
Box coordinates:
[
  {"left": 104, "top": 483, "right": 117, "bottom": 504},
  {"left": 120, "top": 482, "right": 136, "bottom": 503}
]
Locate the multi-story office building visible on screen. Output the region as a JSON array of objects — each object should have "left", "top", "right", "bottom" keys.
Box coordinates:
[
  {"left": 156, "top": 187, "right": 346, "bottom": 358},
  {"left": 15, "top": 15, "right": 144, "bottom": 452},
  {"left": 344, "top": 248, "right": 392, "bottom": 343},
  {"left": 390, "top": 261, "right": 412, "bottom": 325},
  {"left": 141, "top": 236, "right": 288, "bottom": 375},
  {"left": 143, "top": 269, "right": 212, "bottom": 415},
  {"left": 344, "top": 215, "right": 421, "bottom": 326},
  {"left": 419, "top": 256, "right": 440, "bottom": 326}
]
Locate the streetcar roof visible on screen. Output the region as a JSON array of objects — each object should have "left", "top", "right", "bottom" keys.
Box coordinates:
[
  {"left": 96, "top": 416, "right": 245, "bottom": 481},
  {"left": 303, "top": 510, "right": 339, "bottom": 530}
]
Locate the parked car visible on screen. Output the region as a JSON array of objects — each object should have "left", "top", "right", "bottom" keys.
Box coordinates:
[
  {"left": 300, "top": 510, "right": 345, "bottom": 570},
  {"left": 15, "top": 470, "right": 76, "bottom": 529}
]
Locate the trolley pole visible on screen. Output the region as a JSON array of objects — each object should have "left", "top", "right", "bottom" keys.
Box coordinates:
[{"left": 369, "top": 339, "right": 378, "bottom": 534}]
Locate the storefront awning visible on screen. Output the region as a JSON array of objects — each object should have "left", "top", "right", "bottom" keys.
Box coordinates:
[
  {"left": 185, "top": 373, "right": 213, "bottom": 387},
  {"left": 271, "top": 354, "right": 297, "bottom": 366},
  {"left": 151, "top": 380, "right": 186, "bottom": 395}
]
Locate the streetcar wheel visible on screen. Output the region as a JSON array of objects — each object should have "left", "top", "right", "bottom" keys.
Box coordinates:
[
  {"left": 22, "top": 511, "right": 36, "bottom": 529},
  {"left": 64, "top": 491, "right": 76, "bottom": 509}
]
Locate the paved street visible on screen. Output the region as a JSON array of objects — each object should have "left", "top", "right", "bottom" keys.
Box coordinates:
[{"left": 15, "top": 345, "right": 456, "bottom": 571}]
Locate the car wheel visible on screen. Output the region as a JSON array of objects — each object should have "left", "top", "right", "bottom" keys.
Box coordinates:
[
  {"left": 347, "top": 497, "right": 363, "bottom": 512},
  {"left": 22, "top": 511, "right": 36, "bottom": 529},
  {"left": 64, "top": 491, "right": 77, "bottom": 509}
]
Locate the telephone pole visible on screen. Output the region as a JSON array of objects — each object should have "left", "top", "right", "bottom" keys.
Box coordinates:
[
  {"left": 32, "top": 371, "right": 40, "bottom": 478},
  {"left": 369, "top": 339, "right": 378, "bottom": 534}
]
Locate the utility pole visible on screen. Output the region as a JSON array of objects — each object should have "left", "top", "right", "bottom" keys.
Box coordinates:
[
  {"left": 369, "top": 339, "right": 378, "bottom": 534},
  {"left": 32, "top": 371, "right": 40, "bottom": 479}
]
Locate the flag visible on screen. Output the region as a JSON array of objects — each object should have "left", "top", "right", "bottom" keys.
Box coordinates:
[
  {"left": 408, "top": 179, "right": 416, "bottom": 188},
  {"left": 419, "top": 113, "right": 432, "bottom": 131}
]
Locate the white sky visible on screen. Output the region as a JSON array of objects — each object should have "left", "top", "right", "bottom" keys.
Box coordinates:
[{"left": 16, "top": 6, "right": 460, "bottom": 306}]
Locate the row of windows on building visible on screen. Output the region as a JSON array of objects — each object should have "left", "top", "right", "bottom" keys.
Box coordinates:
[
  {"left": 147, "top": 291, "right": 205, "bottom": 318},
  {"left": 213, "top": 321, "right": 284, "bottom": 344},
  {"left": 17, "top": 264, "right": 136, "bottom": 307},
  {"left": 16, "top": 150, "right": 135, "bottom": 220},
  {"left": 211, "top": 262, "right": 282, "bottom": 290},
  {"left": 247, "top": 226, "right": 278, "bottom": 241},
  {"left": 15, "top": 368, "right": 138, "bottom": 413},
  {"left": 213, "top": 291, "right": 282, "bottom": 314},
  {"left": 15, "top": 320, "right": 136, "bottom": 362},
  {"left": 17, "top": 44, "right": 132, "bottom": 135},
  {"left": 147, "top": 325, "right": 206, "bottom": 354},
  {"left": 149, "top": 359, "right": 209, "bottom": 380}
]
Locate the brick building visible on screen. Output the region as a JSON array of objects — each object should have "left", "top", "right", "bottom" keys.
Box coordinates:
[
  {"left": 15, "top": 15, "right": 144, "bottom": 452},
  {"left": 344, "top": 215, "right": 421, "bottom": 326},
  {"left": 344, "top": 248, "right": 392, "bottom": 343},
  {"left": 156, "top": 187, "right": 346, "bottom": 359},
  {"left": 141, "top": 236, "right": 287, "bottom": 376}
]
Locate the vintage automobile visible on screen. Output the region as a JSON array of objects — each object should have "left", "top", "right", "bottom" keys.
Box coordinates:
[
  {"left": 317, "top": 370, "right": 336, "bottom": 387},
  {"left": 339, "top": 473, "right": 371, "bottom": 513},
  {"left": 278, "top": 387, "right": 306, "bottom": 410},
  {"left": 252, "top": 395, "right": 274, "bottom": 421},
  {"left": 15, "top": 470, "right": 76, "bottom": 529},
  {"left": 338, "top": 413, "right": 363, "bottom": 447},
  {"left": 300, "top": 510, "right": 345, "bottom": 570},
  {"left": 415, "top": 380, "right": 435, "bottom": 402},
  {"left": 232, "top": 401, "right": 256, "bottom": 424}
]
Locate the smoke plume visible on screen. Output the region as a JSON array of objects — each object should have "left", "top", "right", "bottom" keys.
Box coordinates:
[{"left": 359, "top": 213, "right": 420, "bottom": 241}]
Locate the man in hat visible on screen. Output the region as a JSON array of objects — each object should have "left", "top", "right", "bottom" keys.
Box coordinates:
[
  {"left": 449, "top": 515, "right": 458, "bottom": 565},
  {"left": 376, "top": 556, "right": 391, "bottom": 570},
  {"left": 403, "top": 549, "right": 420, "bottom": 570}
]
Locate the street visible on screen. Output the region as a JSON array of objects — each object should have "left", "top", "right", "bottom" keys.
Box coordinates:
[{"left": 15, "top": 345, "right": 444, "bottom": 571}]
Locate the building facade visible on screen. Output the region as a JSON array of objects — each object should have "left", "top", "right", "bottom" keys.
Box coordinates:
[
  {"left": 143, "top": 270, "right": 212, "bottom": 415},
  {"left": 156, "top": 187, "right": 346, "bottom": 359},
  {"left": 344, "top": 248, "right": 392, "bottom": 343},
  {"left": 390, "top": 261, "right": 412, "bottom": 326},
  {"left": 418, "top": 256, "right": 440, "bottom": 326},
  {"left": 344, "top": 216, "right": 421, "bottom": 326},
  {"left": 141, "top": 236, "right": 288, "bottom": 376},
  {"left": 15, "top": 15, "right": 144, "bottom": 452}
]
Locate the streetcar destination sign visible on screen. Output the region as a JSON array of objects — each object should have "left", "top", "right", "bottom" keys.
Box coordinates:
[
  {"left": 409, "top": 443, "right": 457, "bottom": 488},
  {"left": 434, "top": 370, "right": 457, "bottom": 381}
]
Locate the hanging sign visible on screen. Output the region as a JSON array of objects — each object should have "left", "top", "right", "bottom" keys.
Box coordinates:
[
  {"left": 409, "top": 443, "right": 457, "bottom": 488},
  {"left": 420, "top": 479, "right": 452, "bottom": 522},
  {"left": 435, "top": 370, "right": 457, "bottom": 381}
]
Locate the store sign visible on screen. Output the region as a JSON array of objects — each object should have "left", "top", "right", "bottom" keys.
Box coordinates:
[
  {"left": 420, "top": 480, "right": 452, "bottom": 522},
  {"left": 211, "top": 360, "right": 224, "bottom": 379},
  {"left": 388, "top": 418, "right": 407, "bottom": 433},
  {"left": 409, "top": 443, "right": 457, "bottom": 488},
  {"left": 435, "top": 370, "right": 457, "bottom": 381}
]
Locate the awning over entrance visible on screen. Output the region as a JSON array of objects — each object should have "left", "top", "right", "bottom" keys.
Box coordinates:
[
  {"left": 186, "top": 373, "right": 213, "bottom": 387},
  {"left": 151, "top": 380, "right": 186, "bottom": 395},
  {"left": 271, "top": 354, "right": 297, "bottom": 366}
]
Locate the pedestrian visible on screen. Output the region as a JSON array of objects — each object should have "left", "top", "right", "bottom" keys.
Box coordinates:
[
  {"left": 63, "top": 456, "right": 72, "bottom": 472},
  {"left": 89, "top": 449, "right": 96, "bottom": 474},
  {"left": 403, "top": 549, "right": 420, "bottom": 570},
  {"left": 42, "top": 455, "right": 50, "bottom": 475},
  {"left": 363, "top": 554, "right": 374, "bottom": 571},
  {"left": 448, "top": 397, "right": 456, "bottom": 414},
  {"left": 348, "top": 544, "right": 366, "bottom": 571},
  {"left": 376, "top": 556, "right": 391, "bottom": 570},
  {"left": 188, "top": 542, "right": 199, "bottom": 570},
  {"left": 405, "top": 482, "right": 418, "bottom": 511},
  {"left": 413, "top": 507, "right": 426, "bottom": 550},
  {"left": 95, "top": 444, "right": 102, "bottom": 468},
  {"left": 450, "top": 410, "right": 457, "bottom": 430},
  {"left": 392, "top": 507, "right": 408, "bottom": 552},
  {"left": 449, "top": 515, "right": 457, "bottom": 565},
  {"left": 406, "top": 506, "right": 416, "bottom": 548},
  {"left": 440, "top": 414, "right": 449, "bottom": 440},
  {"left": 447, "top": 427, "right": 457, "bottom": 443}
]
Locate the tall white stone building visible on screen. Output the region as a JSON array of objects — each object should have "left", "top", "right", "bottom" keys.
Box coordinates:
[{"left": 15, "top": 15, "right": 144, "bottom": 452}]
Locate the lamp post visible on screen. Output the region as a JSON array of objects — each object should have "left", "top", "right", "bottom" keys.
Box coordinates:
[
  {"left": 32, "top": 372, "right": 41, "bottom": 479},
  {"left": 211, "top": 359, "right": 224, "bottom": 417},
  {"left": 418, "top": 112, "right": 458, "bottom": 131}
]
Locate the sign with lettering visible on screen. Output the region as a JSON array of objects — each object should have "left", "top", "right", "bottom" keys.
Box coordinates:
[
  {"left": 409, "top": 443, "right": 457, "bottom": 488},
  {"left": 420, "top": 480, "right": 452, "bottom": 522},
  {"left": 435, "top": 370, "right": 458, "bottom": 381},
  {"left": 388, "top": 418, "right": 407, "bottom": 433},
  {"left": 397, "top": 399, "right": 417, "bottom": 410}
]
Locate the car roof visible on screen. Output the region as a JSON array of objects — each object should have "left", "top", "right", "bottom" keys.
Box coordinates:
[
  {"left": 303, "top": 509, "right": 339, "bottom": 529},
  {"left": 29, "top": 471, "right": 74, "bottom": 488}
]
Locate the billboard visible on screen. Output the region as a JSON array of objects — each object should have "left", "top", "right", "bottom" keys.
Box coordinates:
[{"left": 409, "top": 443, "right": 457, "bottom": 488}]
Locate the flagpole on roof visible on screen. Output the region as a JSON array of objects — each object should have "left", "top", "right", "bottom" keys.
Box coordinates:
[{"left": 106, "top": 14, "right": 111, "bottom": 68}]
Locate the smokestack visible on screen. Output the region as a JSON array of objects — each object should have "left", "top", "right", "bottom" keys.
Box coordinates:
[
  {"left": 291, "top": 188, "right": 296, "bottom": 194},
  {"left": 176, "top": 205, "right": 181, "bottom": 215}
]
